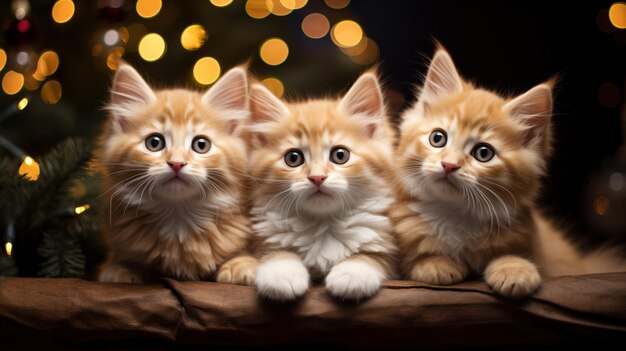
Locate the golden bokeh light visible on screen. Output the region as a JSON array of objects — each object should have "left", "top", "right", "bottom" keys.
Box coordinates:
[
  {"left": 118, "top": 27, "right": 129, "bottom": 43},
  {"left": 24, "top": 68, "right": 41, "bottom": 90},
  {"left": 260, "top": 38, "right": 289, "bottom": 66},
  {"left": 348, "top": 38, "right": 379, "bottom": 65},
  {"left": 136, "top": 0, "right": 162, "bottom": 18},
  {"left": 107, "top": 52, "right": 121, "bottom": 70},
  {"left": 609, "top": 2, "right": 626, "bottom": 29},
  {"left": 325, "top": 0, "right": 350, "bottom": 10},
  {"left": 270, "top": 0, "right": 292, "bottom": 16},
  {"left": 193, "top": 57, "right": 221, "bottom": 85},
  {"left": 52, "top": 0, "right": 75, "bottom": 24},
  {"left": 262, "top": 77, "right": 285, "bottom": 98},
  {"left": 5, "top": 242, "right": 12, "bottom": 256},
  {"left": 302, "top": 13, "right": 330, "bottom": 39},
  {"left": 138, "top": 33, "right": 166, "bottom": 62},
  {"left": 74, "top": 204, "right": 91, "bottom": 215},
  {"left": 210, "top": 0, "right": 233, "bottom": 7},
  {"left": 17, "top": 98, "right": 28, "bottom": 110},
  {"left": 282, "top": 0, "right": 307, "bottom": 9},
  {"left": 181, "top": 24, "right": 207, "bottom": 51},
  {"left": 2, "top": 71, "right": 24, "bottom": 95},
  {"left": 331, "top": 20, "right": 363, "bottom": 48},
  {"left": 19, "top": 156, "right": 40, "bottom": 181},
  {"left": 41, "top": 80, "right": 62, "bottom": 104},
  {"left": 340, "top": 36, "right": 368, "bottom": 56},
  {"left": 246, "top": 0, "right": 272, "bottom": 19},
  {"left": 36, "top": 51, "right": 60, "bottom": 77},
  {"left": 0, "top": 49, "right": 6, "bottom": 72},
  {"left": 594, "top": 195, "right": 610, "bottom": 216}
]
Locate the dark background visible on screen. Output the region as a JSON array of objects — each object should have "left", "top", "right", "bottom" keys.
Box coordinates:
[{"left": 1, "top": 0, "right": 625, "bottom": 245}]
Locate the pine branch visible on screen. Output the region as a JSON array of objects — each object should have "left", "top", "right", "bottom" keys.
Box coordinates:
[
  {"left": 0, "top": 255, "right": 18, "bottom": 277},
  {"left": 37, "top": 230, "right": 85, "bottom": 278}
]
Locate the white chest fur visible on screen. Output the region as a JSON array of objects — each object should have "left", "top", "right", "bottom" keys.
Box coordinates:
[{"left": 253, "top": 195, "right": 393, "bottom": 275}]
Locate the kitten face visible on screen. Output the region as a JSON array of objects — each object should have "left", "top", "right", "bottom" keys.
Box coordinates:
[
  {"left": 101, "top": 65, "right": 249, "bottom": 204},
  {"left": 397, "top": 49, "right": 553, "bottom": 212},
  {"left": 248, "top": 73, "right": 392, "bottom": 216}
]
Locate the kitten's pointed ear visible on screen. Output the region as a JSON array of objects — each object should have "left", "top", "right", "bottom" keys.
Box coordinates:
[
  {"left": 503, "top": 83, "right": 553, "bottom": 146},
  {"left": 201, "top": 67, "right": 249, "bottom": 134},
  {"left": 419, "top": 49, "right": 463, "bottom": 104},
  {"left": 109, "top": 64, "right": 156, "bottom": 132},
  {"left": 338, "top": 72, "right": 385, "bottom": 138},
  {"left": 249, "top": 84, "right": 290, "bottom": 146}
]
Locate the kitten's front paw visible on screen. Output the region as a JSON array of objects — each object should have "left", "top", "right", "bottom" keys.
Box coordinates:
[
  {"left": 484, "top": 256, "right": 541, "bottom": 299},
  {"left": 409, "top": 256, "right": 468, "bottom": 285},
  {"left": 216, "top": 256, "right": 258, "bottom": 285},
  {"left": 255, "top": 256, "right": 309, "bottom": 301},
  {"left": 325, "top": 260, "right": 383, "bottom": 300},
  {"left": 99, "top": 264, "right": 143, "bottom": 284}
]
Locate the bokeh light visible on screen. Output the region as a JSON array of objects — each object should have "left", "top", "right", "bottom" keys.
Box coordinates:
[
  {"left": 17, "top": 98, "right": 28, "bottom": 110},
  {"left": 41, "top": 80, "right": 62, "bottom": 104},
  {"left": 106, "top": 47, "right": 125, "bottom": 71},
  {"left": 260, "top": 38, "right": 289, "bottom": 66},
  {"left": 136, "top": 0, "right": 162, "bottom": 19},
  {"left": 52, "top": 0, "right": 75, "bottom": 24},
  {"left": 74, "top": 204, "right": 90, "bottom": 215},
  {"left": 325, "top": 0, "right": 350, "bottom": 10},
  {"left": 609, "top": 2, "right": 626, "bottom": 29},
  {"left": 0, "top": 49, "right": 6, "bottom": 71},
  {"left": 104, "top": 29, "right": 120, "bottom": 46},
  {"left": 262, "top": 77, "right": 285, "bottom": 98},
  {"left": 210, "top": 0, "right": 233, "bottom": 7},
  {"left": 283, "top": 0, "right": 307, "bottom": 10},
  {"left": 598, "top": 82, "right": 621, "bottom": 108},
  {"left": 347, "top": 38, "right": 379, "bottom": 65},
  {"left": 331, "top": 20, "right": 363, "bottom": 48},
  {"left": 246, "top": 0, "right": 271, "bottom": 19},
  {"left": 36, "top": 51, "right": 60, "bottom": 77},
  {"left": 138, "top": 33, "right": 166, "bottom": 62},
  {"left": 181, "top": 24, "right": 207, "bottom": 51},
  {"left": 5, "top": 242, "right": 12, "bottom": 256},
  {"left": 16, "top": 51, "right": 29, "bottom": 66},
  {"left": 2, "top": 71, "right": 24, "bottom": 95},
  {"left": 193, "top": 57, "right": 221, "bottom": 85},
  {"left": 302, "top": 13, "right": 330, "bottom": 39},
  {"left": 269, "top": 0, "right": 292, "bottom": 16},
  {"left": 594, "top": 195, "right": 610, "bottom": 216},
  {"left": 118, "top": 27, "right": 129, "bottom": 43}
]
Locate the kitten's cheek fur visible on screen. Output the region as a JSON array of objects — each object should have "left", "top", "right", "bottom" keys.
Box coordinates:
[
  {"left": 98, "top": 263, "right": 143, "bottom": 284},
  {"left": 325, "top": 259, "right": 383, "bottom": 300},
  {"left": 216, "top": 255, "right": 258, "bottom": 286},
  {"left": 484, "top": 255, "right": 541, "bottom": 299},
  {"left": 255, "top": 255, "right": 310, "bottom": 301}
]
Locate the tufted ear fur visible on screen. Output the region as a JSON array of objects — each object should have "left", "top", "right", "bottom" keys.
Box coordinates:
[
  {"left": 201, "top": 67, "right": 250, "bottom": 134},
  {"left": 503, "top": 82, "right": 553, "bottom": 150},
  {"left": 108, "top": 64, "right": 157, "bottom": 132}
]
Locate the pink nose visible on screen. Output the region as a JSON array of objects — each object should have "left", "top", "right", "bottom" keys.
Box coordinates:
[
  {"left": 308, "top": 175, "right": 327, "bottom": 187},
  {"left": 441, "top": 161, "right": 460, "bottom": 175},
  {"left": 168, "top": 161, "right": 187, "bottom": 172}
]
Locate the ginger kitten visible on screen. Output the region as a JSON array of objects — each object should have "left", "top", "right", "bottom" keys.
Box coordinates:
[
  {"left": 248, "top": 73, "right": 398, "bottom": 301},
  {"left": 392, "top": 48, "right": 626, "bottom": 298},
  {"left": 96, "top": 64, "right": 257, "bottom": 284}
]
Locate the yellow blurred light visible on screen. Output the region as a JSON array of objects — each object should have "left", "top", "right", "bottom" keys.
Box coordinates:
[
  {"left": 181, "top": 24, "right": 207, "bottom": 51},
  {"left": 324, "top": 0, "right": 350, "bottom": 9},
  {"left": 107, "top": 52, "right": 120, "bottom": 70},
  {"left": 36, "top": 51, "right": 60, "bottom": 77},
  {"left": 262, "top": 77, "right": 285, "bottom": 98},
  {"left": 609, "top": 2, "right": 626, "bottom": 29},
  {"left": 210, "top": 0, "right": 233, "bottom": 6},
  {"left": 348, "top": 38, "right": 379, "bottom": 65},
  {"left": 246, "top": 0, "right": 272, "bottom": 19},
  {"left": 74, "top": 204, "right": 91, "bottom": 215},
  {"left": 594, "top": 195, "right": 610, "bottom": 216},
  {"left": 260, "top": 38, "right": 289, "bottom": 66},
  {"left": 5, "top": 242, "right": 12, "bottom": 256},
  {"left": 341, "top": 36, "right": 368, "bottom": 56},
  {"left": 193, "top": 57, "right": 221, "bottom": 85},
  {"left": 2, "top": 71, "right": 24, "bottom": 95},
  {"left": 118, "top": 27, "right": 129, "bottom": 43},
  {"left": 17, "top": 98, "right": 28, "bottom": 110},
  {"left": 41, "top": 80, "right": 62, "bottom": 104},
  {"left": 19, "top": 156, "right": 40, "bottom": 181},
  {"left": 138, "top": 33, "right": 166, "bottom": 62},
  {"left": 302, "top": 13, "right": 329, "bottom": 39},
  {"left": 283, "top": 0, "right": 307, "bottom": 9},
  {"left": 136, "top": 0, "right": 161, "bottom": 18},
  {"left": 270, "top": 0, "right": 292, "bottom": 16},
  {"left": 0, "top": 49, "right": 6, "bottom": 72},
  {"left": 331, "top": 20, "right": 363, "bottom": 48},
  {"left": 52, "top": 0, "right": 75, "bottom": 24}
]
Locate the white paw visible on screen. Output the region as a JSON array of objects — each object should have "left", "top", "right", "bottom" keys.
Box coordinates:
[
  {"left": 485, "top": 256, "right": 541, "bottom": 299},
  {"left": 325, "top": 260, "right": 383, "bottom": 300},
  {"left": 255, "top": 257, "right": 310, "bottom": 301}
]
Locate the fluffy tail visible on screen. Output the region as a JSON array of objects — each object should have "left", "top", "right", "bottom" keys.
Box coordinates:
[{"left": 532, "top": 212, "right": 626, "bottom": 277}]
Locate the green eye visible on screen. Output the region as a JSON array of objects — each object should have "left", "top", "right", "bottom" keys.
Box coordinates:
[
  {"left": 429, "top": 129, "right": 447, "bottom": 148},
  {"left": 472, "top": 143, "right": 495, "bottom": 162},
  {"left": 284, "top": 149, "right": 304, "bottom": 167},
  {"left": 145, "top": 134, "right": 165, "bottom": 152},
  {"left": 192, "top": 136, "right": 211, "bottom": 154},
  {"left": 330, "top": 147, "right": 350, "bottom": 164}
]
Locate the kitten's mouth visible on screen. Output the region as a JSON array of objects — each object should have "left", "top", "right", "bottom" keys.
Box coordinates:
[
  {"left": 436, "top": 177, "right": 460, "bottom": 190},
  {"left": 309, "top": 188, "right": 332, "bottom": 198},
  {"left": 165, "top": 174, "right": 189, "bottom": 185}
]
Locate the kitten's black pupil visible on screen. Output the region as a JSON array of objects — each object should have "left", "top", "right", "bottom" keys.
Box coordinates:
[
  {"left": 434, "top": 133, "right": 443, "bottom": 143},
  {"left": 290, "top": 153, "right": 299, "bottom": 163},
  {"left": 197, "top": 140, "right": 206, "bottom": 149},
  {"left": 150, "top": 137, "right": 160, "bottom": 148},
  {"left": 480, "top": 148, "right": 488, "bottom": 157},
  {"left": 336, "top": 150, "right": 345, "bottom": 160}
]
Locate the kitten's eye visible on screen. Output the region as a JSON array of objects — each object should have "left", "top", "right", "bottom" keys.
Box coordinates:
[
  {"left": 284, "top": 149, "right": 305, "bottom": 167},
  {"left": 429, "top": 129, "right": 447, "bottom": 148},
  {"left": 330, "top": 147, "right": 350, "bottom": 165},
  {"left": 192, "top": 136, "right": 211, "bottom": 154},
  {"left": 145, "top": 134, "right": 165, "bottom": 152},
  {"left": 472, "top": 143, "right": 495, "bottom": 162}
]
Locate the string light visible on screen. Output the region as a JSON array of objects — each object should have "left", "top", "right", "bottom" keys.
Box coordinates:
[
  {"left": 74, "top": 204, "right": 90, "bottom": 215},
  {"left": 138, "top": 33, "right": 166, "bottom": 62},
  {"left": 5, "top": 242, "right": 12, "bottom": 256},
  {"left": 19, "top": 156, "right": 40, "bottom": 181},
  {"left": 136, "top": 0, "right": 162, "bottom": 19},
  {"left": 181, "top": 25, "right": 207, "bottom": 51},
  {"left": 260, "top": 38, "right": 289, "bottom": 66},
  {"left": 17, "top": 98, "right": 28, "bottom": 110},
  {"left": 4, "top": 220, "right": 14, "bottom": 256},
  {"left": 52, "top": 0, "right": 75, "bottom": 24},
  {"left": 193, "top": 57, "right": 221, "bottom": 85}
]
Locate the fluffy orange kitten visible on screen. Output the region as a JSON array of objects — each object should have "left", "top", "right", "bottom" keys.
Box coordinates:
[
  {"left": 392, "top": 48, "right": 626, "bottom": 298},
  {"left": 96, "top": 64, "right": 257, "bottom": 284},
  {"left": 248, "top": 73, "right": 398, "bottom": 301}
]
